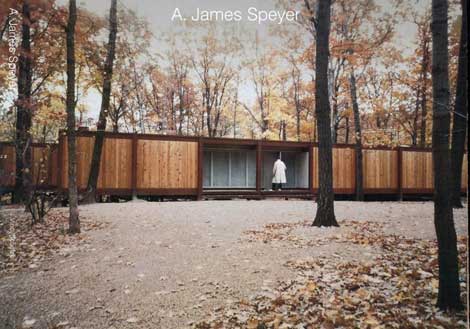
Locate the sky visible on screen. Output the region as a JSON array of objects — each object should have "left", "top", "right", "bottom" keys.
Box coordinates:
[{"left": 54, "top": 0, "right": 430, "bottom": 120}]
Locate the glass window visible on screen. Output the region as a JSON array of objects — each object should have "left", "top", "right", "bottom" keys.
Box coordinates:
[{"left": 212, "top": 151, "right": 229, "bottom": 187}]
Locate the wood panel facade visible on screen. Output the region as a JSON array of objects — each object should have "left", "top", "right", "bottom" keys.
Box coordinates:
[
  {"left": 363, "top": 149, "right": 398, "bottom": 192},
  {"left": 1, "top": 133, "right": 468, "bottom": 198},
  {"left": 136, "top": 139, "right": 198, "bottom": 190},
  {"left": 312, "top": 147, "right": 355, "bottom": 193},
  {"left": 0, "top": 143, "right": 57, "bottom": 189},
  {"left": 401, "top": 150, "right": 433, "bottom": 193}
]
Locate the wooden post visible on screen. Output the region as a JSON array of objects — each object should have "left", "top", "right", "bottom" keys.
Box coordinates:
[
  {"left": 256, "top": 141, "right": 262, "bottom": 198},
  {"left": 353, "top": 145, "right": 357, "bottom": 199},
  {"left": 131, "top": 134, "right": 138, "bottom": 199},
  {"left": 397, "top": 147, "right": 403, "bottom": 201},
  {"left": 309, "top": 145, "right": 315, "bottom": 199},
  {"left": 197, "top": 137, "right": 203, "bottom": 200}
]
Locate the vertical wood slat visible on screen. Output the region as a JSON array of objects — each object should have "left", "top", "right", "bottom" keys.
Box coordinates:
[
  {"left": 131, "top": 135, "right": 138, "bottom": 197},
  {"left": 136, "top": 139, "right": 198, "bottom": 189},
  {"left": 0, "top": 144, "right": 16, "bottom": 187},
  {"left": 312, "top": 146, "right": 355, "bottom": 192},
  {"left": 197, "top": 138, "right": 203, "bottom": 200},
  {"left": 362, "top": 149, "right": 398, "bottom": 190},
  {"left": 401, "top": 150, "right": 433, "bottom": 191},
  {"left": 6, "top": 133, "right": 464, "bottom": 196},
  {"left": 397, "top": 147, "right": 403, "bottom": 199},
  {"left": 256, "top": 141, "right": 262, "bottom": 194},
  {"left": 461, "top": 154, "right": 468, "bottom": 190}
]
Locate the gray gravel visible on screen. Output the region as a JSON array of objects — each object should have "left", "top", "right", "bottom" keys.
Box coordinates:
[{"left": 0, "top": 200, "right": 467, "bottom": 329}]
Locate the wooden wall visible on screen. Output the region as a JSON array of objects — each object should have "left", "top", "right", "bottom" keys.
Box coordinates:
[
  {"left": 312, "top": 147, "right": 355, "bottom": 192},
  {"left": 401, "top": 150, "right": 433, "bottom": 191},
  {"left": 0, "top": 144, "right": 15, "bottom": 187},
  {"left": 363, "top": 149, "right": 398, "bottom": 191},
  {"left": 0, "top": 144, "right": 57, "bottom": 188},
  {"left": 136, "top": 139, "right": 198, "bottom": 189},
  {"left": 60, "top": 136, "right": 133, "bottom": 190},
  {"left": 1, "top": 134, "right": 467, "bottom": 196},
  {"left": 60, "top": 137, "right": 198, "bottom": 191},
  {"left": 461, "top": 154, "right": 468, "bottom": 190}
]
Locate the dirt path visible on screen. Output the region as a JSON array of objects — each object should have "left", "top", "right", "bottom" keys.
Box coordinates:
[{"left": 0, "top": 201, "right": 467, "bottom": 329}]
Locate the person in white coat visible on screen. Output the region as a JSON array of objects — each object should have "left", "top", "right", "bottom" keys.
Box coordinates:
[{"left": 272, "top": 155, "right": 287, "bottom": 190}]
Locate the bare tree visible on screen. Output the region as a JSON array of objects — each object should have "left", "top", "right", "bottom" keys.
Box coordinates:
[
  {"left": 431, "top": 0, "right": 462, "bottom": 310},
  {"left": 349, "top": 68, "right": 364, "bottom": 201},
  {"left": 65, "top": 0, "right": 80, "bottom": 233},
  {"left": 84, "top": 0, "right": 118, "bottom": 203},
  {"left": 311, "top": 0, "right": 339, "bottom": 227}
]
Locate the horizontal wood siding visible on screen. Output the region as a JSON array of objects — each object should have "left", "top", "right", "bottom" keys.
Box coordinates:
[
  {"left": 312, "top": 146, "right": 355, "bottom": 192},
  {"left": 363, "top": 149, "right": 398, "bottom": 190},
  {"left": 61, "top": 136, "right": 132, "bottom": 190},
  {"left": 136, "top": 139, "right": 198, "bottom": 189},
  {"left": 401, "top": 150, "right": 433, "bottom": 190}
]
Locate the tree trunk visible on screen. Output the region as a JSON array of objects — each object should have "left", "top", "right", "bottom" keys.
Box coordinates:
[
  {"left": 296, "top": 109, "right": 301, "bottom": 141},
  {"left": 332, "top": 88, "right": 339, "bottom": 144},
  {"left": 450, "top": 0, "right": 467, "bottom": 208},
  {"left": 350, "top": 69, "right": 364, "bottom": 201},
  {"left": 282, "top": 120, "right": 287, "bottom": 141},
  {"left": 84, "top": 0, "right": 117, "bottom": 203},
  {"left": 66, "top": 0, "right": 80, "bottom": 233},
  {"left": 431, "top": 0, "right": 463, "bottom": 311},
  {"left": 312, "top": 0, "right": 338, "bottom": 227},
  {"left": 14, "top": 0, "right": 33, "bottom": 205},
  {"left": 345, "top": 116, "right": 350, "bottom": 144},
  {"left": 419, "top": 34, "right": 430, "bottom": 147}
]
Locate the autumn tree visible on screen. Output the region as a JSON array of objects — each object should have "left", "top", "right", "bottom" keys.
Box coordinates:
[
  {"left": 332, "top": 0, "right": 393, "bottom": 199},
  {"left": 187, "top": 23, "right": 240, "bottom": 137},
  {"left": 309, "top": 0, "right": 339, "bottom": 227},
  {"left": 450, "top": 0, "right": 467, "bottom": 208},
  {"left": 415, "top": 12, "right": 432, "bottom": 147},
  {"left": 14, "top": 0, "right": 33, "bottom": 204},
  {"left": 85, "top": 0, "right": 117, "bottom": 203},
  {"left": 65, "top": 0, "right": 79, "bottom": 233},
  {"left": 278, "top": 33, "right": 312, "bottom": 142},
  {"left": 430, "top": 0, "right": 462, "bottom": 310}
]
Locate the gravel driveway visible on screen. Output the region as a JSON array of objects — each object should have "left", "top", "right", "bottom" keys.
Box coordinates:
[{"left": 0, "top": 200, "right": 467, "bottom": 329}]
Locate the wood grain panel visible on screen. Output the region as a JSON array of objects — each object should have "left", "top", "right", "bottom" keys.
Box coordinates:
[
  {"left": 61, "top": 136, "right": 132, "bottom": 189},
  {"left": 0, "top": 145, "right": 58, "bottom": 188},
  {"left": 49, "top": 147, "right": 58, "bottom": 186},
  {"left": 401, "top": 151, "right": 433, "bottom": 189},
  {"left": 461, "top": 154, "right": 468, "bottom": 189},
  {"left": 312, "top": 146, "right": 355, "bottom": 191},
  {"left": 363, "top": 149, "right": 398, "bottom": 189},
  {"left": 97, "top": 138, "right": 132, "bottom": 189},
  {"left": 0, "top": 145, "right": 15, "bottom": 187},
  {"left": 136, "top": 140, "right": 198, "bottom": 189},
  {"left": 31, "top": 146, "right": 52, "bottom": 186}
]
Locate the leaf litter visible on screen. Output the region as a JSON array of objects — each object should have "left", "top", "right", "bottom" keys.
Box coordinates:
[
  {"left": 194, "top": 220, "right": 467, "bottom": 328},
  {"left": 0, "top": 207, "right": 109, "bottom": 276}
]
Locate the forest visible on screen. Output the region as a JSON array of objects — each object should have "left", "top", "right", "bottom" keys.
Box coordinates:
[
  {"left": 0, "top": 0, "right": 468, "bottom": 328},
  {"left": 0, "top": 0, "right": 465, "bottom": 146}
]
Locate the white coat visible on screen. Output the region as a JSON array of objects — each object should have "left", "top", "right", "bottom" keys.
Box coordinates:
[{"left": 272, "top": 159, "right": 287, "bottom": 184}]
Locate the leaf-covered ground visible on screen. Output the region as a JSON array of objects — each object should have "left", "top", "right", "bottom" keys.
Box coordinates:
[
  {"left": 195, "top": 220, "right": 467, "bottom": 328},
  {"left": 0, "top": 206, "right": 108, "bottom": 275},
  {"left": 0, "top": 201, "right": 467, "bottom": 329}
]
